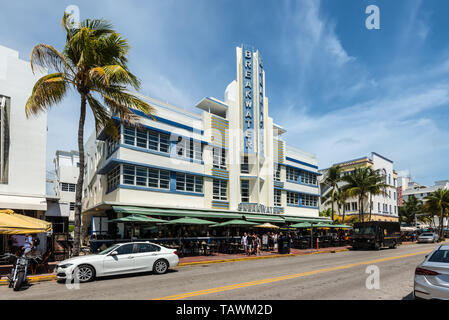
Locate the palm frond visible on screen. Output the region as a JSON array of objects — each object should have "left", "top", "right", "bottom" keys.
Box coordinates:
[
  {"left": 25, "top": 73, "right": 68, "bottom": 117},
  {"left": 30, "top": 44, "right": 71, "bottom": 74}
]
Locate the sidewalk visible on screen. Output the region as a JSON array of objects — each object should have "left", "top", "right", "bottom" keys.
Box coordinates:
[{"left": 0, "top": 241, "right": 425, "bottom": 285}]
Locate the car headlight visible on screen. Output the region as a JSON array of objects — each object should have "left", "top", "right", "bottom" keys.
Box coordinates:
[
  {"left": 367, "top": 239, "right": 370, "bottom": 243},
  {"left": 58, "top": 263, "right": 73, "bottom": 269}
]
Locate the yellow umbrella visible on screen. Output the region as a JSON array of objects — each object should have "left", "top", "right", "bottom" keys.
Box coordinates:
[
  {"left": 0, "top": 209, "right": 52, "bottom": 234},
  {"left": 254, "top": 223, "right": 280, "bottom": 229}
]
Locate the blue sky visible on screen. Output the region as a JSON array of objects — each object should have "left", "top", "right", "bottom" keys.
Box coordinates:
[{"left": 1, "top": 0, "right": 448, "bottom": 185}]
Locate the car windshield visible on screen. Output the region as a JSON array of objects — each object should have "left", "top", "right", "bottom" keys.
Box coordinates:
[
  {"left": 353, "top": 227, "right": 376, "bottom": 235},
  {"left": 98, "top": 244, "right": 121, "bottom": 255},
  {"left": 421, "top": 233, "right": 434, "bottom": 237},
  {"left": 428, "top": 250, "right": 449, "bottom": 263}
]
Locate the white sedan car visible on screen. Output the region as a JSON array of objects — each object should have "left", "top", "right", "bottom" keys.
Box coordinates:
[
  {"left": 414, "top": 245, "right": 449, "bottom": 300},
  {"left": 56, "top": 242, "right": 179, "bottom": 283}
]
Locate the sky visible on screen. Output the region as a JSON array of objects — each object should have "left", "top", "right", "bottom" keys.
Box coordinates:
[{"left": 0, "top": 0, "right": 448, "bottom": 186}]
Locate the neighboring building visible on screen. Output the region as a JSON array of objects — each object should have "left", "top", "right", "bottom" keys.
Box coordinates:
[
  {"left": 46, "top": 150, "right": 80, "bottom": 231},
  {"left": 81, "top": 45, "right": 327, "bottom": 237},
  {"left": 401, "top": 179, "right": 449, "bottom": 202},
  {"left": 320, "top": 152, "right": 399, "bottom": 222},
  {"left": 0, "top": 45, "right": 48, "bottom": 251}
]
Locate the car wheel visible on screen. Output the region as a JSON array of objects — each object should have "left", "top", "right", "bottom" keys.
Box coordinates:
[
  {"left": 74, "top": 265, "right": 95, "bottom": 283},
  {"left": 153, "top": 259, "right": 169, "bottom": 275}
]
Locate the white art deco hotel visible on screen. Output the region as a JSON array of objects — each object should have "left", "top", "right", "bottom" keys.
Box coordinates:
[{"left": 82, "top": 46, "right": 329, "bottom": 237}]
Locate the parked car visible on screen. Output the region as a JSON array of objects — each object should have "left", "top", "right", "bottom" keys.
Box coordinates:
[
  {"left": 56, "top": 242, "right": 179, "bottom": 283},
  {"left": 414, "top": 245, "right": 449, "bottom": 300},
  {"left": 417, "top": 233, "right": 439, "bottom": 243}
]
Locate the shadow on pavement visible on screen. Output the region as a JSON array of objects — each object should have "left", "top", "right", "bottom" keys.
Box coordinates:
[
  {"left": 402, "top": 292, "right": 414, "bottom": 300},
  {"left": 56, "top": 269, "right": 179, "bottom": 284}
]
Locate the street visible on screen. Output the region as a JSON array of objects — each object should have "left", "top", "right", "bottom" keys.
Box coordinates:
[{"left": 0, "top": 242, "right": 439, "bottom": 300}]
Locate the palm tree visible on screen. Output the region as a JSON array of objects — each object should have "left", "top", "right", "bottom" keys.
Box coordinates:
[
  {"left": 333, "top": 188, "right": 349, "bottom": 223},
  {"left": 323, "top": 165, "right": 342, "bottom": 221},
  {"left": 399, "top": 195, "right": 423, "bottom": 225},
  {"left": 25, "top": 13, "right": 154, "bottom": 256},
  {"left": 424, "top": 189, "right": 449, "bottom": 240},
  {"left": 341, "top": 167, "right": 387, "bottom": 222}
]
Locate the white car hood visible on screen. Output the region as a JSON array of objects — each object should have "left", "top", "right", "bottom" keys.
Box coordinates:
[{"left": 58, "top": 254, "right": 103, "bottom": 266}]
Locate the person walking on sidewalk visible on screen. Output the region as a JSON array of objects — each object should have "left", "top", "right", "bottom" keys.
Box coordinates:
[
  {"left": 242, "top": 232, "right": 248, "bottom": 255},
  {"left": 247, "top": 233, "right": 254, "bottom": 255}
]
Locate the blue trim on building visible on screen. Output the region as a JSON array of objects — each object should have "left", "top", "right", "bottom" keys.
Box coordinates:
[
  {"left": 97, "top": 158, "right": 211, "bottom": 178},
  {"left": 283, "top": 188, "right": 320, "bottom": 197},
  {"left": 285, "top": 157, "right": 318, "bottom": 169},
  {"left": 116, "top": 184, "right": 204, "bottom": 197},
  {"left": 121, "top": 144, "right": 204, "bottom": 165},
  {"left": 282, "top": 163, "right": 322, "bottom": 176},
  {"left": 131, "top": 109, "right": 204, "bottom": 134},
  {"left": 285, "top": 179, "right": 319, "bottom": 188},
  {"left": 287, "top": 204, "right": 319, "bottom": 209}
]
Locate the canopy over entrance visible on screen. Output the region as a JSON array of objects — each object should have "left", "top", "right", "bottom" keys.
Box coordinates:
[
  {"left": 0, "top": 209, "right": 52, "bottom": 234},
  {"left": 254, "top": 223, "right": 280, "bottom": 229},
  {"left": 210, "top": 219, "right": 258, "bottom": 227},
  {"left": 161, "top": 217, "right": 216, "bottom": 225},
  {"left": 108, "top": 215, "right": 166, "bottom": 223}
]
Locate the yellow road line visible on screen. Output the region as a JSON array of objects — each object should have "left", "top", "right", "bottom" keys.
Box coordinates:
[{"left": 153, "top": 249, "right": 431, "bottom": 300}]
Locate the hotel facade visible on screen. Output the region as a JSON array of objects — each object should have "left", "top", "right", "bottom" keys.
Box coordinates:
[
  {"left": 82, "top": 46, "right": 329, "bottom": 237},
  {"left": 319, "top": 152, "right": 399, "bottom": 222}
]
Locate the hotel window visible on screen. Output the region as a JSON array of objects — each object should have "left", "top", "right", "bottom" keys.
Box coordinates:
[
  {"left": 61, "top": 183, "right": 76, "bottom": 192},
  {"left": 241, "top": 180, "right": 250, "bottom": 203},
  {"left": 176, "top": 173, "right": 203, "bottom": 193},
  {"left": 274, "top": 189, "right": 282, "bottom": 207},
  {"left": 351, "top": 202, "right": 357, "bottom": 211},
  {"left": 123, "top": 125, "right": 170, "bottom": 154},
  {"left": 378, "top": 202, "right": 380, "bottom": 212},
  {"left": 286, "top": 167, "right": 299, "bottom": 182},
  {"left": 345, "top": 203, "right": 351, "bottom": 211},
  {"left": 394, "top": 192, "right": 396, "bottom": 200},
  {"left": 148, "top": 168, "right": 170, "bottom": 189},
  {"left": 213, "top": 179, "right": 227, "bottom": 201},
  {"left": 241, "top": 156, "right": 249, "bottom": 173},
  {"left": 388, "top": 174, "right": 391, "bottom": 185},
  {"left": 389, "top": 205, "right": 392, "bottom": 213},
  {"left": 107, "top": 165, "right": 120, "bottom": 191},
  {"left": 69, "top": 202, "right": 75, "bottom": 211},
  {"left": 274, "top": 164, "right": 281, "bottom": 181},
  {"left": 213, "top": 147, "right": 226, "bottom": 169},
  {"left": 302, "top": 194, "right": 318, "bottom": 207},
  {"left": 389, "top": 190, "right": 391, "bottom": 198},
  {"left": 287, "top": 192, "right": 299, "bottom": 205},
  {"left": 301, "top": 171, "right": 317, "bottom": 185},
  {"left": 176, "top": 137, "right": 202, "bottom": 161}
]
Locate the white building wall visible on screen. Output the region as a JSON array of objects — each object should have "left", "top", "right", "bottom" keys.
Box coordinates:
[{"left": 0, "top": 45, "right": 47, "bottom": 211}]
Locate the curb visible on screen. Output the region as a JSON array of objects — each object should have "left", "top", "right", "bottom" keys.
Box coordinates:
[{"left": 0, "top": 274, "right": 57, "bottom": 286}]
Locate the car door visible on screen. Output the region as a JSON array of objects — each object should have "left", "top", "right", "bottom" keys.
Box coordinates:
[
  {"left": 133, "top": 243, "right": 161, "bottom": 271},
  {"left": 102, "top": 243, "right": 136, "bottom": 275}
]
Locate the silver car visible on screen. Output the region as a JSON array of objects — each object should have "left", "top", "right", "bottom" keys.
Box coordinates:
[
  {"left": 414, "top": 245, "right": 449, "bottom": 300},
  {"left": 418, "top": 233, "right": 439, "bottom": 243}
]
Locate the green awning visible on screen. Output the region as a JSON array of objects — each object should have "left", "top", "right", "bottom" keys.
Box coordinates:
[
  {"left": 112, "top": 206, "right": 242, "bottom": 219},
  {"left": 162, "top": 217, "right": 216, "bottom": 225},
  {"left": 283, "top": 216, "right": 332, "bottom": 223},
  {"left": 243, "top": 214, "right": 285, "bottom": 223},
  {"left": 108, "top": 215, "right": 167, "bottom": 223},
  {"left": 331, "top": 224, "right": 353, "bottom": 229},
  {"left": 210, "top": 219, "right": 258, "bottom": 227},
  {"left": 290, "top": 222, "right": 326, "bottom": 228}
]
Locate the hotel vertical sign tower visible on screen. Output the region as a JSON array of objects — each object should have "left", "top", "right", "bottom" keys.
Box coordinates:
[{"left": 240, "top": 46, "right": 265, "bottom": 157}]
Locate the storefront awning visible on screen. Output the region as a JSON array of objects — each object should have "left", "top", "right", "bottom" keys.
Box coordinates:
[
  {"left": 0, "top": 209, "right": 52, "bottom": 234},
  {"left": 243, "top": 214, "right": 285, "bottom": 223},
  {"left": 112, "top": 206, "right": 242, "bottom": 219},
  {"left": 162, "top": 217, "right": 216, "bottom": 225},
  {"left": 210, "top": 219, "right": 258, "bottom": 227},
  {"left": 108, "top": 215, "right": 167, "bottom": 223},
  {"left": 283, "top": 216, "right": 331, "bottom": 223}
]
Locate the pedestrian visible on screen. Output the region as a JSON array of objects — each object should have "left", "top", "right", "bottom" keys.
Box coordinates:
[
  {"left": 22, "top": 233, "right": 33, "bottom": 256},
  {"left": 273, "top": 232, "right": 278, "bottom": 250},
  {"left": 287, "top": 233, "right": 292, "bottom": 254},
  {"left": 254, "top": 233, "right": 260, "bottom": 256},
  {"left": 247, "top": 233, "right": 254, "bottom": 255},
  {"left": 242, "top": 232, "right": 248, "bottom": 255},
  {"left": 411, "top": 232, "right": 416, "bottom": 242}
]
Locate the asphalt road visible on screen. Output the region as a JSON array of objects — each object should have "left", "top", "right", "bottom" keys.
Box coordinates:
[{"left": 0, "top": 242, "right": 441, "bottom": 300}]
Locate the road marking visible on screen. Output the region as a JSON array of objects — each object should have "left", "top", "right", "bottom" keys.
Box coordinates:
[{"left": 153, "top": 249, "right": 431, "bottom": 300}]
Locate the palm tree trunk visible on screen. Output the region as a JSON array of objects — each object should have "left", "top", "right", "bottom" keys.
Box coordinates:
[
  {"left": 331, "top": 188, "right": 335, "bottom": 222},
  {"left": 73, "top": 93, "right": 87, "bottom": 256},
  {"left": 369, "top": 194, "right": 372, "bottom": 222},
  {"left": 359, "top": 197, "right": 363, "bottom": 223},
  {"left": 342, "top": 207, "right": 345, "bottom": 224},
  {"left": 439, "top": 208, "right": 444, "bottom": 240}
]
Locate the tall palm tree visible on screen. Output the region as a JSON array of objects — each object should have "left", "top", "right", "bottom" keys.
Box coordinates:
[
  {"left": 341, "top": 167, "right": 386, "bottom": 222},
  {"left": 424, "top": 189, "right": 449, "bottom": 240},
  {"left": 324, "top": 165, "right": 342, "bottom": 221},
  {"left": 333, "top": 188, "right": 349, "bottom": 224},
  {"left": 25, "top": 13, "right": 154, "bottom": 256}
]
